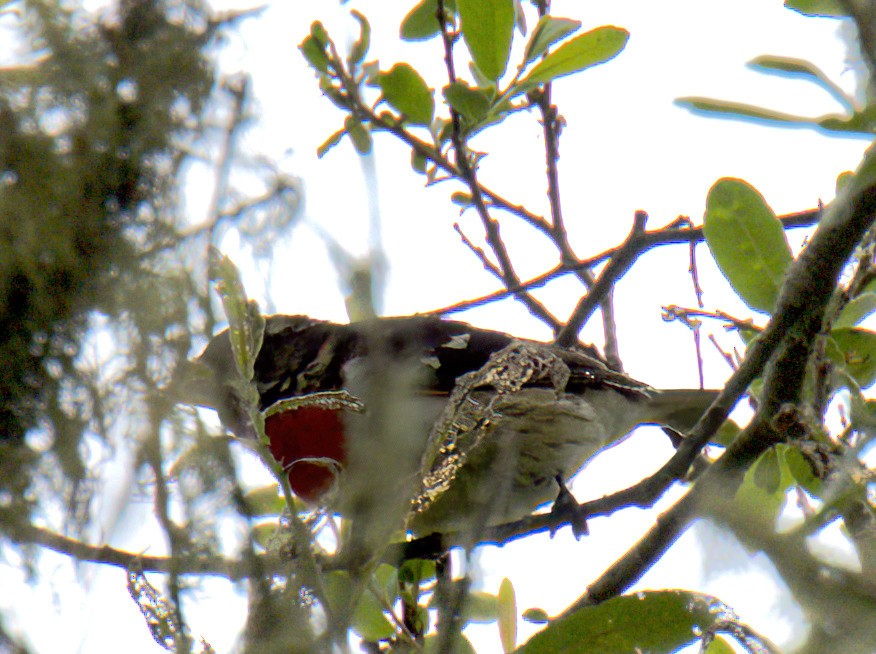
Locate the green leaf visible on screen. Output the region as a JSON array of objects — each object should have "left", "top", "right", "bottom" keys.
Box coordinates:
[
  {"left": 836, "top": 292, "right": 876, "bottom": 328},
  {"left": 251, "top": 522, "right": 276, "bottom": 548},
  {"left": 424, "top": 633, "right": 477, "bottom": 654},
  {"left": 753, "top": 446, "right": 781, "bottom": 494},
  {"left": 400, "top": 0, "right": 456, "bottom": 41},
  {"left": 317, "top": 127, "right": 346, "bottom": 158},
  {"left": 462, "top": 591, "right": 499, "bottom": 623},
  {"left": 373, "top": 564, "right": 399, "bottom": 607},
  {"left": 783, "top": 445, "right": 822, "bottom": 495},
  {"left": 349, "top": 10, "right": 371, "bottom": 65},
  {"left": 300, "top": 35, "right": 330, "bottom": 75},
  {"left": 829, "top": 327, "right": 876, "bottom": 387},
  {"left": 325, "top": 571, "right": 395, "bottom": 642},
  {"left": 712, "top": 419, "right": 741, "bottom": 448},
  {"left": 443, "top": 81, "right": 491, "bottom": 123},
  {"left": 458, "top": 0, "right": 514, "bottom": 81},
  {"left": 703, "top": 178, "right": 793, "bottom": 313},
  {"left": 411, "top": 149, "right": 427, "bottom": 174},
  {"left": 517, "top": 590, "right": 724, "bottom": 653},
  {"left": 523, "top": 16, "right": 581, "bottom": 65},
  {"left": 514, "top": 26, "right": 628, "bottom": 93},
  {"left": 784, "top": 0, "right": 850, "bottom": 17},
  {"left": 451, "top": 191, "right": 473, "bottom": 207},
  {"left": 208, "top": 248, "right": 264, "bottom": 382},
  {"left": 378, "top": 63, "right": 434, "bottom": 126},
  {"left": 498, "top": 578, "right": 517, "bottom": 653},
  {"left": 344, "top": 116, "right": 373, "bottom": 155},
  {"left": 243, "top": 484, "right": 284, "bottom": 516},
  {"left": 705, "top": 636, "right": 736, "bottom": 654},
  {"left": 748, "top": 55, "right": 852, "bottom": 111},
  {"left": 522, "top": 608, "right": 550, "bottom": 624},
  {"left": 734, "top": 448, "right": 793, "bottom": 531}
]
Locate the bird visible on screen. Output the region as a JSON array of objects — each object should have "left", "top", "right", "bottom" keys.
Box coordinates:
[{"left": 185, "top": 314, "right": 718, "bottom": 537}]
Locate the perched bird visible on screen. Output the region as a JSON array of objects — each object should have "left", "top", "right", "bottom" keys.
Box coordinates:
[{"left": 186, "top": 315, "right": 717, "bottom": 536}]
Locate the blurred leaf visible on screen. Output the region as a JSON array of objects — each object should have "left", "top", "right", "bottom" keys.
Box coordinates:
[
  {"left": 712, "top": 419, "right": 741, "bottom": 448},
  {"left": 373, "top": 563, "right": 399, "bottom": 607},
  {"left": 734, "top": 447, "right": 793, "bottom": 531},
  {"left": 244, "top": 484, "right": 284, "bottom": 517},
  {"left": 836, "top": 170, "right": 854, "bottom": 195},
  {"left": 411, "top": 149, "right": 428, "bottom": 174},
  {"left": 325, "top": 571, "right": 395, "bottom": 642},
  {"left": 829, "top": 327, "right": 876, "bottom": 387},
  {"left": 703, "top": 178, "right": 792, "bottom": 313},
  {"left": 522, "top": 608, "right": 550, "bottom": 624},
  {"left": 523, "top": 16, "right": 581, "bottom": 65},
  {"left": 498, "top": 578, "right": 517, "bottom": 653},
  {"left": 514, "top": 26, "right": 628, "bottom": 93},
  {"left": 443, "top": 81, "right": 491, "bottom": 123},
  {"left": 783, "top": 445, "right": 823, "bottom": 495},
  {"left": 513, "top": 0, "right": 527, "bottom": 35},
  {"left": 400, "top": 0, "right": 456, "bottom": 41},
  {"left": 349, "top": 10, "right": 371, "bottom": 65},
  {"left": 705, "top": 636, "right": 736, "bottom": 653},
  {"left": 458, "top": 0, "right": 514, "bottom": 81},
  {"left": 300, "top": 35, "right": 330, "bottom": 75},
  {"left": 344, "top": 116, "right": 373, "bottom": 154},
  {"left": 208, "top": 248, "right": 265, "bottom": 382},
  {"left": 677, "top": 97, "right": 876, "bottom": 137},
  {"left": 317, "top": 127, "right": 346, "bottom": 158},
  {"left": 462, "top": 591, "right": 499, "bottom": 623},
  {"left": 424, "top": 633, "right": 477, "bottom": 654},
  {"left": 399, "top": 558, "right": 437, "bottom": 585},
  {"left": 517, "top": 590, "right": 724, "bottom": 653},
  {"left": 748, "top": 55, "right": 853, "bottom": 110},
  {"left": 753, "top": 446, "right": 781, "bottom": 494},
  {"left": 378, "top": 63, "right": 434, "bottom": 126},
  {"left": 251, "top": 522, "right": 276, "bottom": 548},
  {"left": 784, "top": 0, "right": 851, "bottom": 17},
  {"left": 836, "top": 292, "right": 876, "bottom": 328},
  {"left": 451, "top": 191, "right": 474, "bottom": 207}
]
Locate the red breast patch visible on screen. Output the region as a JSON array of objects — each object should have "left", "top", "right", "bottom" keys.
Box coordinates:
[{"left": 265, "top": 406, "right": 347, "bottom": 503}]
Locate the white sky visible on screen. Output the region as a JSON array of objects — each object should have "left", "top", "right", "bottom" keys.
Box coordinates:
[{"left": 2, "top": 1, "right": 874, "bottom": 652}]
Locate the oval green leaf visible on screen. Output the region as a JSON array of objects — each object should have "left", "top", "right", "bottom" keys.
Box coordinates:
[
  {"left": 400, "top": 0, "right": 456, "bottom": 41},
  {"left": 443, "top": 81, "right": 491, "bottom": 123},
  {"left": 517, "top": 590, "right": 722, "bottom": 653},
  {"left": 458, "top": 0, "right": 514, "bottom": 81},
  {"left": 523, "top": 16, "right": 581, "bottom": 65},
  {"left": 378, "top": 63, "right": 434, "bottom": 126},
  {"left": 498, "top": 577, "right": 517, "bottom": 653},
  {"left": 515, "top": 26, "right": 628, "bottom": 92},
  {"left": 836, "top": 292, "right": 876, "bottom": 328},
  {"left": 829, "top": 327, "right": 876, "bottom": 387},
  {"left": 703, "top": 178, "right": 792, "bottom": 313}
]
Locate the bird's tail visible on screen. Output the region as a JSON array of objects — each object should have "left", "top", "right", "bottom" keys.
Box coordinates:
[{"left": 646, "top": 388, "right": 720, "bottom": 433}]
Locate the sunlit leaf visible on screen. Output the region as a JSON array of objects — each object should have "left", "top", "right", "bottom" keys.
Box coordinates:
[
  {"left": 300, "top": 35, "right": 330, "bottom": 75},
  {"left": 378, "top": 63, "right": 434, "bottom": 126},
  {"left": 517, "top": 590, "right": 725, "bottom": 653},
  {"left": 400, "top": 0, "right": 456, "bottom": 41},
  {"left": 349, "top": 10, "right": 370, "bottom": 65},
  {"left": 748, "top": 55, "right": 852, "bottom": 111},
  {"left": 243, "top": 484, "right": 284, "bottom": 516},
  {"left": 784, "top": 0, "right": 850, "bottom": 17},
  {"left": 458, "top": 0, "right": 514, "bottom": 81},
  {"left": 344, "top": 116, "right": 373, "bottom": 154},
  {"left": 522, "top": 608, "right": 550, "bottom": 624},
  {"left": 703, "top": 178, "right": 792, "bottom": 313},
  {"left": 208, "top": 249, "right": 264, "bottom": 382},
  {"left": 523, "top": 16, "right": 581, "bottom": 65},
  {"left": 443, "top": 81, "right": 491, "bottom": 123},
  {"left": 498, "top": 578, "right": 517, "bottom": 653},
  {"left": 514, "top": 26, "right": 628, "bottom": 93},
  {"left": 705, "top": 636, "right": 736, "bottom": 653}
]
